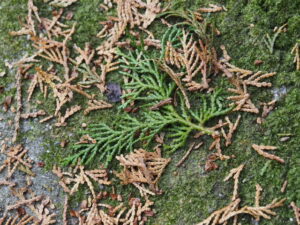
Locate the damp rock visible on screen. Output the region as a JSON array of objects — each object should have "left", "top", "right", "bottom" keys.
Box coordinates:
[
  {"left": 272, "top": 86, "right": 287, "bottom": 101},
  {"left": 105, "top": 83, "right": 122, "bottom": 103}
]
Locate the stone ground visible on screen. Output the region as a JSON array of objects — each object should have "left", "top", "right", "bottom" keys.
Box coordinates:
[{"left": 0, "top": 96, "right": 65, "bottom": 223}]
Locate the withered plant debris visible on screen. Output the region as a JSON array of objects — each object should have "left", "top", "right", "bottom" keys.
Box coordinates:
[
  {"left": 251, "top": 144, "right": 285, "bottom": 164},
  {"left": 52, "top": 163, "right": 111, "bottom": 198},
  {"left": 220, "top": 115, "right": 241, "bottom": 147},
  {"left": 176, "top": 142, "right": 202, "bottom": 167},
  {"left": 48, "top": 0, "right": 79, "bottom": 8},
  {"left": 12, "top": 69, "right": 22, "bottom": 143},
  {"left": 196, "top": 166, "right": 286, "bottom": 225},
  {"left": 280, "top": 180, "right": 288, "bottom": 193},
  {"left": 2, "top": 96, "right": 13, "bottom": 112},
  {"left": 223, "top": 164, "right": 244, "bottom": 201},
  {"left": 291, "top": 202, "right": 300, "bottom": 225},
  {"left": 21, "top": 110, "right": 46, "bottom": 119},
  {"left": 198, "top": 4, "right": 227, "bottom": 13},
  {"left": 84, "top": 99, "right": 113, "bottom": 115},
  {"left": 70, "top": 193, "right": 154, "bottom": 225},
  {"left": 116, "top": 148, "right": 170, "bottom": 196},
  {"left": 0, "top": 187, "right": 57, "bottom": 225},
  {"left": 0, "top": 145, "right": 33, "bottom": 179},
  {"left": 6, "top": 1, "right": 287, "bottom": 224},
  {"left": 291, "top": 43, "right": 300, "bottom": 71},
  {"left": 55, "top": 105, "right": 81, "bottom": 127}
]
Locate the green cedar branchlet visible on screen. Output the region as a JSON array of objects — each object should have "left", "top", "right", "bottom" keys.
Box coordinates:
[{"left": 64, "top": 47, "right": 232, "bottom": 167}]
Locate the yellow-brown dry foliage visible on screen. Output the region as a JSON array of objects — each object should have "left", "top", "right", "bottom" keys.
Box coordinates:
[
  {"left": 196, "top": 165, "right": 286, "bottom": 225},
  {"left": 224, "top": 61, "right": 276, "bottom": 114},
  {"left": 116, "top": 148, "right": 170, "bottom": 197},
  {"left": 70, "top": 193, "right": 154, "bottom": 225},
  {"left": 252, "top": 144, "right": 285, "bottom": 164},
  {"left": 162, "top": 31, "right": 217, "bottom": 94},
  {"left": 291, "top": 43, "right": 300, "bottom": 71},
  {"left": 291, "top": 202, "right": 300, "bottom": 225},
  {"left": 52, "top": 164, "right": 111, "bottom": 198},
  {"left": 0, "top": 187, "right": 57, "bottom": 225},
  {"left": 0, "top": 144, "right": 33, "bottom": 179}
]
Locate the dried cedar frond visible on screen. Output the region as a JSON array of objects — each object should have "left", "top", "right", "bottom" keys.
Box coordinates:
[
  {"left": 198, "top": 4, "right": 226, "bottom": 13},
  {"left": 209, "top": 133, "right": 231, "bottom": 160},
  {"left": 226, "top": 62, "right": 276, "bottom": 87},
  {"left": 255, "top": 184, "right": 263, "bottom": 207},
  {"left": 280, "top": 180, "right": 288, "bottom": 193},
  {"left": 72, "top": 194, "right": 153, "bottom": 225},
  {"left": 52, "top": 164, "right": 111, "bottom": 198},
  {"left": 0, "top": 145, "right": 33, "bottom": 179},
  {"left": 196, "top": 198, "right": 241, "bottom": 225},
  {"left": 49, "top": 0, "right": 78, "bottom": 7},
  {"left": 55, "top": 105, "right": 81, "bottom": 127},
  {"left": 0, "top": 214, "right": 35, "bottom": 225},
  {"left": 164, "top": 41, "right": 185, "bottom": 69},
  {"left": 261, "top": 99, "right": 276, "bottom": 118},
  {"left": 39, "top": 115, "right": 54, "bottom": 123},
  {"left": 12, "top": 70, "right": 22, "bottom": 143},
  {"left": 227, "top": 78, "right": 259, "bottom": 113},
  {"left": 63, "top": 196, "right": 68, "bottom": 225},
  {"left": 197, "top": 171, "right": 285, "bottom": 225},
  {"left": 7, "top": 187, "right": 57, "bottom": 224},
  {"left": 176, "top": 142, "right": 201, "bottom": 167},
  {"left": 291, "top": 202, "right": 300, "bottom": 225},
  {"left": 219, "top": 198, "right": 286, "bottom": 223},
  {"left": 75, "top": 43, "right": 95, "bottom": 65},
  {"left": 252, "top": 144, "right": 285, "bottom": 164},
  {"left": 221, "top": 115, "right": 241, "bottom": 146},
  {"left": 84, "top": 99, "right": 113, "bottom": 115},
  {"left": 224, "top": 164, "right": 244, "bottom": 201},
  {"left": 10, "top": 0, "right": 40, "bottom": 37},
  {"left": 0, "top": 179, "right": 16, "bottom": 187},
  {"left": 291, "top": 43, "right": 300, "bottom": 71},
  {"left": 116, "top": 148, "right": 170, "bottom": 195},
  {"left": 21, "top": 110, "right": 46, "bottom": 119},
  {"left": 40, "top": 9, "right": 69, "bottom": 39},
  {"left": 160, "top": 62, "right": 191, "bottom": 108}
]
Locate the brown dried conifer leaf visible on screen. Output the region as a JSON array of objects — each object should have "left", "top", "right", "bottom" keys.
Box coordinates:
[
  {"left": 221, "top": 115, "right": 241, "bottom": 146},
  {"left": 84, "top": 99, "right": 113, "bottom": 115},
  {"left": 0, "top": 145, "right": 33, "bottom": 179},
  {"left": 55, "top": 105, "right": 81, "bottom": 127},
  {"left": 291, "top": 202, "right": 300, "bottom": 225},
  {"left": 252, "top": 144, "right": 285, "bottom": 164},
  {"left": 49, "top": 0, "right": 78, "bottom": 7},
  {"left": 116, "top": 148, "right": 170, "bottom": 195},
  {"left": 198, "top": 4, "right": 226, "bottom": 13},
  {"left": 8, "top": 187, "right": 57, "bottom": 224},
  {"left": 224, "top": 164, "right": 244, "bottom": 201},
  {"left": 52, "top": 164, "right": 111, "bottom": 198},
  {"left": 291, "top": 43, "right": 300, "bottom": 71}
]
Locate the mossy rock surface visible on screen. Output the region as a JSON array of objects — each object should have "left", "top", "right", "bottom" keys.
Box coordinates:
[{"left": 0, "top": 0, "right": 299, "bottom": 224}]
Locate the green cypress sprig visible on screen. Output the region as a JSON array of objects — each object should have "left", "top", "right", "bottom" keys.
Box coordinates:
[{"left": 66, "top": 49, "right": 232, "bottom": 167}]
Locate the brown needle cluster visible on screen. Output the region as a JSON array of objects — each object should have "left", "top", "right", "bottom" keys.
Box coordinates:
[
  {"left": 52, "top": 164, "right": 111, "bottom": 198},
  {"left": 291, "top": 43, "right": 300, "bottom": 71},
  {"left": 196, "top": 165, "right": 286, "bottom": 225},
  {"left": 70, "top": 192, "right": 154, "bottom": 225},
  {"left": 0, "top": 144, "right": 33, "bottom": 179},
  {"left": 116, "top": 148, "right": 170, "bottom": 197},
  {"left": 95, "top": 0, "right": 162, "bottom": 86},
  {"left": 163, "top": 31, "right": 217, "bottom": 94},
  {"left": 0, "top": 187, "right": 57, "bottom": 225},
  {"left": 291, "top": 202, "right": 300, "bottom": 225},
  {"left": 251, "top": 144, "right": 285, "bottom": 164},
  {"left": 10, "top": 1, "right": 86, "bottom": 127},
  {"left": 224, "top": 61, "right": 276, "bottom": 114}
]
